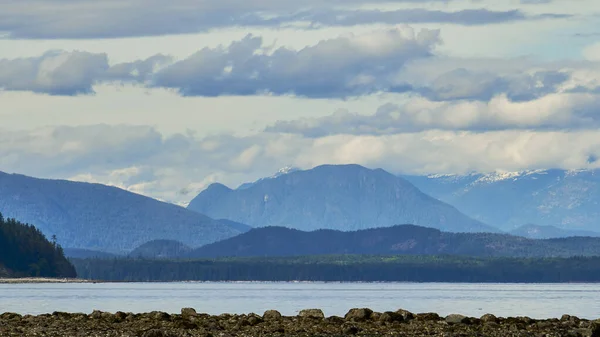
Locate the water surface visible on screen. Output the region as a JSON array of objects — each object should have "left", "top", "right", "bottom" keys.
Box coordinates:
[{"left": 1, "top": 282, "right": 599, "bottom": 319}]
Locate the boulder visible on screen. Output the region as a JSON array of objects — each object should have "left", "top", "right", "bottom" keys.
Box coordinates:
[
  {"left": 446, "top": 314, "right": 469, "bottom": 324},
  {"left": 379, "top": 311, "right": 404, "bottom": 323},
  {"left": 345, "top": 308, "right": 373, "bottom": 322},
  {"left": 480, "top": 314, "right": 498, "bottom": 324},
  {"left": 416, "top": 313, "right": 441, "bottom": 321},
  {"left": 181, "top": 308, "right": 197, "bottom": 318},
  {"left": 299, "top": 309, "right": 325, "bottom": 319},
  {"left": 263, "top": 310, "right": 282, "bottom": 321},
  {"left": 395, "top": 309, "right": 415, "bottom": 321}
]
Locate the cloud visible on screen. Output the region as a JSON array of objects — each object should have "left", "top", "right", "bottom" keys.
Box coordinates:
[
  {"left": 3, "top": 124, "right": 600, "bottom": 204},
  {"left": 0, "top": 52, "right": 171, "bottom": 95},
  {"left": 152, "top": 26, "right": 439, "bottom": 97},
  {"left": 0, "top": 51, "right": 109, "bottom": 95},
  {"left": 1, "top": 29, "right": 599, "bottom": 99},
  {"left": 0, "top": 0, "right": 569, "bottom": 39},
  {"left": 0, "top": 26, "right": 440, "bottom": 97},
  {"left": 583, "top": 42, "right": 600, "bottom": 61},
  {"left": 266, "top": 92, "right": 600, "bottom": 135}
]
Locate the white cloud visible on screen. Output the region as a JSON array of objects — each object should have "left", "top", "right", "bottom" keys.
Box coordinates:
[
  {"left": 583, "top": 42, "right": 600, "bottom": 61},
  {"left": 2, "top": 124, "right": 600, "bottom": 204},
  {"left": 266, "top": 92, "right": 600, "bottom": 135}
]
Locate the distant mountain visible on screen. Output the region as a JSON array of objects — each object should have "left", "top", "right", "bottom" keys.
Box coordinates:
[
  {"left": 402, "top": 169, "right": 600, "bottom": 232},
  {"left": 63, "top": 248, "right": 117, "bottom": 259},
  {"left": 129, "top": 240, "right": 192, "bottom": 259},
  {"left": 188, "top": 164, "right": 498, "bottom": 233},
  {"left": 0, "top": 172, "right": 246, "bottom": 254},
  {"left": 214, "top": 219, "right": 252, "bottom": 233},
  {"left": 509, "top": 224, "right": 600, "bottom": 239},
  {"left": 188, "top": 225, "right": 600, "bottom": 259},
  {"left": 236, "top": 166, "right": 300, "bottom": 190},
  {"left": 0, "top": 213, "right": 76, "bottom": 278}
]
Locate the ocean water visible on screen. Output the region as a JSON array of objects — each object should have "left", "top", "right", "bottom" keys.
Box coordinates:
[{"left": 1, "top": 282, "right": 599, "bottom": 319}]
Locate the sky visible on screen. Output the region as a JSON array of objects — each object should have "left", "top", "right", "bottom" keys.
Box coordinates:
[{"left": 2, "top": 0, "right": 600, "bottom": 205}]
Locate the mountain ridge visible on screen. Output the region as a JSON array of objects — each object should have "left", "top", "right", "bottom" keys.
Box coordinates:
[
  {"left": 188, "top": 164, "right": 498, "bottom": 233},
  {"left": 188, "top": 224, "right": 600, "bottom": 259},
  {"left": 0, "top": 171, "right": 245, "bottom": 254},
  {"left": 402, "top": 168, "right": 600, "bottom": 231}
]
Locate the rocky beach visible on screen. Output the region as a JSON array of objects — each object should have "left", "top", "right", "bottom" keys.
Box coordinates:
[{"left": 1, "top": 308, "right": 598, "bottom": 337}]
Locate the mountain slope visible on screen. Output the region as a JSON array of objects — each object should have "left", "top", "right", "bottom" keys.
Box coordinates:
[
  {"left": 403, "top": 169, "right": 600, "bottom": 232},
  {"left": 0, "top": 213, "right": 76, "bottom": 278},
  {"left": 509, "top": 224, "right": 600, "bottom": 239},
  {"left": 188, "top": 164, "right": 497, "bottom": 233},
  {"left": 129, "top": 240, "right": 192, "bottom": 258},
  {"left": 189, "top": 225, "right": 600, "bottom": 259},
  {"left": 0, "top": 172, "right": 245, "bottom": 253}
]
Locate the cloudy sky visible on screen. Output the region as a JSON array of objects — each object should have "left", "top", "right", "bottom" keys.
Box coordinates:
[{"left": 2, "top": 0, "right": 600, "bottom": 205}]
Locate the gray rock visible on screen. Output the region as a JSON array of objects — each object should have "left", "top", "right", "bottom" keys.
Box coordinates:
[
  {"left": 181, "top": 308, "right": 197, "bottom": 318},
  {"left": 446, "top": 314, "right": 469, "bottom": 324},
  {"left": 345, "top": 308, "right": 373, "bottom": 322},
  {"left": 379, "top": 311, "right": 404, "bottom": 323},
  {"left": 299, "top": 309, "right": 325, "bottom": 319},
  {"left": 480, "top": 314, "right": 498, "bottom": 323},
  {"left": 263, "top": 310, "right": 282, "bottom": 321},
  {"left": 396, "top": 309, "right": 415, "bottom": 321}
]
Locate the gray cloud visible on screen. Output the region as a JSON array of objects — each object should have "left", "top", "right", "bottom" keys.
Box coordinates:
[
  {"left": 152, "top": 28, "right": 439, "bottom": 97},
  {"left": 416, "top": 68, "right": 570, "bottom": 101},
  {"left": 266, "top": 92, "right": 600, "bottom": 135},
  {"left": 0, "top": 51, "right": 109, "bottom": 95},
  {"left": 0, "top": 0, "right": 570, "bottom": 39},
  {"left": 0, "top": 52, "right": 172, "bottom": 95},
  {"left": 0, "top": 27, "right": 439, "bottom": 97},
  {"left": 2, "top": 30, "right": 599, "bottom": 99}
]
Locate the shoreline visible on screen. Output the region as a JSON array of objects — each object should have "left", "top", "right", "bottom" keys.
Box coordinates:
[
  {"left": 1, "top": 308, "right": 598, "bottom": 337},
  {"left": 0, "top": 277, "right": 92, "bottom": 284}
]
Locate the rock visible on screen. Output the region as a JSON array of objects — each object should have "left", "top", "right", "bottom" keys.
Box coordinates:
[
  {"left": 589, "top": 320, "right": 600, "bottom": 337},
  {"left": 142, "top": 329, "right": 176, "bottom": 337},
  {"left": 480, "top": 314, "right": 498, "bottom": 323},
  {"left": 445, "top": 314, "right": 469, "bottom": 324},
  {"left": 379, "top": 311, "right": 404, "bottom": 323},
  {"left": 90, "top": 310, "right": 103, "bottom": 319},
  {"left": 247, "top": 314, "right": 263, "bottom": 326},
  {"left": 325, "top": 316, "right": 345, "bottom": 324},
  {"left": 263, "top": 310, "right": 282, "bottom": 321},
  {"left": 345, "top": 308, "right": 373, "bottom": 322},
  {"left": 181, "top": 308, "right": 197, "bottom": 318},
  {"left": 299, "top": 309, "right": 325, "bottom": 319},
  {"left": 342, "top": 325, "right": 360, "bottom": 335},
  {"left": 151, "top": 311, "right": 171, "bottom": 321},
  {"left": 395, "top": 309, "right": 415, "bottom": 321},
  {"left": 416, "top": 312, "right": 441, "bottom": 321}
]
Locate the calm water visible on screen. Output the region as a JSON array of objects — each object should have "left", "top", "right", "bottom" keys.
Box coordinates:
[{"left": 1, "top": 282, "right": 599, "bottom": 319}]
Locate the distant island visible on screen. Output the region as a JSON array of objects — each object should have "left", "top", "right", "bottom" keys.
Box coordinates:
[{"left": 0, "top": 213, "right": 76, "bottom": 278}]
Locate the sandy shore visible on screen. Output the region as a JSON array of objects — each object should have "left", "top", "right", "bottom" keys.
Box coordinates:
[{"left": 0, "top": 277, "right": 91, "bottom": 284}]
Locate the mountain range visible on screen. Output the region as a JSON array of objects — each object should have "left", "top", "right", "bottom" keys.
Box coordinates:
[
  {"left": 0, "top": 172, "right": 246, "bottom": 254},
  {"left": 402, "top": 169, "right": 600, "bottom": 232},
  {"left": 188, "top": 164, "right": 497, "bottom": 233},
  {"left": 188, "top": 225, "right": 600, "bottom": 259}
]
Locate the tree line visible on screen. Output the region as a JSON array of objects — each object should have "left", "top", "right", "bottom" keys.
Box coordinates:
[
  {"left": 0, "top": 212, "right": 76, "bottom": 278},
  {"left": 71, "top": 254, "right": 600, "bottom": 283}
]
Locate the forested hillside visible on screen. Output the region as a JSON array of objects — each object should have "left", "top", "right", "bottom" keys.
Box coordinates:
[
  {"left": 71, "top": 255, "right": 600, "bottom": 283},
  {"left": 0, "top": 213, "right": 76, "bottom": 278},
  {"left": 188, "top": 225, "right": 600, "bottom": 258},
  {"left": 0, "top": 171, "right": 245, "bottom": 253}
]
